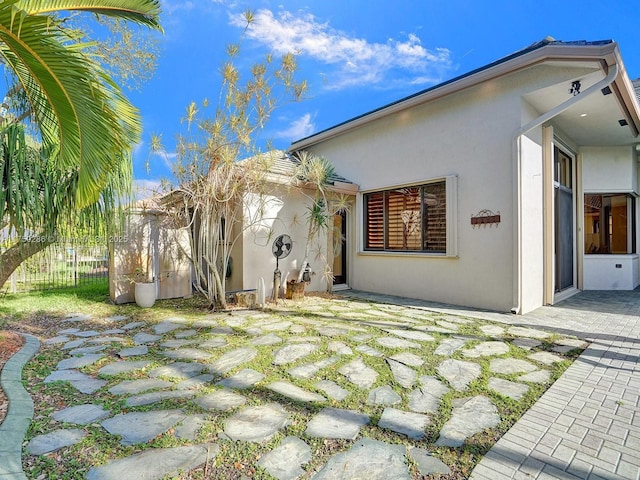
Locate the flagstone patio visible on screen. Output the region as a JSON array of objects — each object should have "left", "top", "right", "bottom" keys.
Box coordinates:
[{"left": 1, "top": 294, "right": 590, "bottom": 480}]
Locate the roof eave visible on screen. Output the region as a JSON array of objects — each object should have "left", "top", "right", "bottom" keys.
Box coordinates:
[
  {"left": 611, "top": 59, "right": 640, "bottom": 138},
  {"left": 290, "top": 41, "right": 632, "bottom": 150},
  {"left": 329, "top": 180, "right": 359, "bottom": 195}
]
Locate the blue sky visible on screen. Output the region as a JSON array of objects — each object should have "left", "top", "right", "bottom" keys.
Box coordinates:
[{"left": 131, "top": 0, "right": 640, "bottom": 193}]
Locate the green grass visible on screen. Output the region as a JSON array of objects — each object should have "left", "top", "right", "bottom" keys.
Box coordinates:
[
  {"left": 7, "top": 293, "right": 585, "bottom": 479},
  {"left": 0, "top": 280, "right": 111, "bottom": 320},
  {"left": 0, "top": 280, "right": 214, "bottom": 328}
]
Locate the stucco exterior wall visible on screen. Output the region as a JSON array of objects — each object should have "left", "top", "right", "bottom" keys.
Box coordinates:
[
  {"left": 156, "top": 216, "right": 192, "bottom": 300},
  {"left": 583, "top": 255, "right": 639, "bottom": 290},
  {"left": 242, "top": 185, "right": 330, "bottom": 298},
  {"left": 582, "top": 146, "right": 637, "bottom": 193},
  {"left": 224, "top": 204, "right": 244, "bottom": 293},
  {"left": 302, "top": 75, "right": 531, "bottom": 312},
  {"left": 519, "top": 129, "right": 545, "bottom": 313},
  {"left": 110, "top": 210, "right": 192, "bottom": 305},
  {"left": 296, "top": 65, "right": 606, "bottom": 312}
]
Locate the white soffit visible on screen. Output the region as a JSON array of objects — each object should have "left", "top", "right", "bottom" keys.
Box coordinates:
[{"left": 525, "top": 65, "right": 637, "bottom": 146}]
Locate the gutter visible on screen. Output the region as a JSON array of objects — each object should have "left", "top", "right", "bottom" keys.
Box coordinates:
[{"left": 511, "top": 61, "right": 619, "bottom": 314}]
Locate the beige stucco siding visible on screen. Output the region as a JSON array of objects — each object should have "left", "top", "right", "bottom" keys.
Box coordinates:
[
  {"left": 225, "top": 203, "right": 244, "bottom": 293},
  {"left": 303, "top": 73, "right": 532, "bottom": 311},
  {"left": 582, "top": 146, "right": 637, "bottom": 193},
  {"left": 519, "top": 129, "right": 545, "bottom": 313},
  {"left": 110, "top": 210, "right": 192, "bottom": 305},
  {"left": 242, "top": 185, "right": 331, "bottom": 297},
  {"left": 285, "top": 53, "right": 640, "bottom": 312}
]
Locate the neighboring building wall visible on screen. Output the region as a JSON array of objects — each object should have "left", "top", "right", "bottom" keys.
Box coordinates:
[
  {"left": 581, "top": 146, "right": 640, "bottom": 290},
  {"left": 110, "top": 210, "right": 192, "bottom": 304},
  {"left": 242, "top": 184, "right": 330, "bottom": 298}
]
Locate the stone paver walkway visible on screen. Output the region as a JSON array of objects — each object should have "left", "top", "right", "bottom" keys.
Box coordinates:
[
  {"left": 2, "top": 288, "right": 639, "bottom": 479},
  {"left": 0, "top": 334, "right": 39, "bottom": 480},
  {"left": 345, "top": 289, "right": 640, "bottom": 480}
]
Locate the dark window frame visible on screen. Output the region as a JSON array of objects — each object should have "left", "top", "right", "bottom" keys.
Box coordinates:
[{"left": 364, "top": 180, "right": 447, "bottom": 253}]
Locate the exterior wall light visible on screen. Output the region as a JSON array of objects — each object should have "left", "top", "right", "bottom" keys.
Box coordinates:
[{"left": 569, "top": 80, "right": 582, "bottom": 96}]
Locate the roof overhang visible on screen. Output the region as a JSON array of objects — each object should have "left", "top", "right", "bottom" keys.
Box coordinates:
[
  {"left": 263, "top": 151, "right": 359, "bottom": 194},
  {"left": 290, "top": 40, "right": 640, "bottom": 150},
  {"left": 264, "top": 172, "right": 359, "bottom": 195}
]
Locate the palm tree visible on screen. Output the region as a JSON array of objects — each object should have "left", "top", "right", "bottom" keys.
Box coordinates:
[
  {"left": 0, "top": 0, "right": 162, "bottom": 206},
  {"left": 0, "top": 123, "right": 130, "bottom": 289},
  {"left": 0, "top": 1, "right": 162, "bottom": 289}
]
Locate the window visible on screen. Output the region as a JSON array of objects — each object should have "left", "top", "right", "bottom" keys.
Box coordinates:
[
  {"left": 584, "top": 194, "right": 636, "bottom": 254},
  {"left": 364, "top": 180, "right": 446, "bottom": 253},
  {"left": 554, "top": 147, "right": 572, "bottom": 188}
]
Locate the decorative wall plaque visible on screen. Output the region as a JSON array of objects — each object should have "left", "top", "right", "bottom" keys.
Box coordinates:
[{"left": 471, "top": 209, "right": 500, "bottom": 227}]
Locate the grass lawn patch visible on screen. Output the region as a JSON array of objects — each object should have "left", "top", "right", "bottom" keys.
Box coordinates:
[{"left": 1, "top": 288, "right": 585, "bottom": 479}]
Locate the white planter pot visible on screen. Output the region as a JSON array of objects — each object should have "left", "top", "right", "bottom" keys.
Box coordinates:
[{"left": 134, "top": 282, "right": 156, "bottom": 308}]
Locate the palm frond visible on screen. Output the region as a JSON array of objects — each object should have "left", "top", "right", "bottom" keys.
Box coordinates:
[
  {"left": 16, "top": 0, "right": 163, "bottom": 31},
  {"left": 1, "top": 123, "right": 131, "bottom": 240},
  {"left": 0, "top": 1, "right": 153, "bottom": 205}
]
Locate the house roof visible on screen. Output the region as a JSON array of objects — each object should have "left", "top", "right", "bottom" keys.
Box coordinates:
[
  {"left": 241, "top": 150, "right": 357, "bottom": 194},
  {"left": 290, "top": 37, "right": 640, "bottom": 150},
  {"left": 267, "top": 150, "right": 355, "bottom": 186}
]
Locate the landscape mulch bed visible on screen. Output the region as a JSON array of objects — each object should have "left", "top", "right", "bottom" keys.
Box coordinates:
[
  {"left": 0, "top": 330, "right": 25, "bottom": 424},
  {"left": 0, "top": 313, "right": 69, "bottom": 426}
]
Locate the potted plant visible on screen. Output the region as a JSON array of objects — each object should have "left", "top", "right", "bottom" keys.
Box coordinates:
[
  {"left": 286, "top": 267, "right": 308, "bottom": 301},
  {"left": 288, "top": 152, "right": 347, "bottom": 299},
  {"left": 128, "top": 255, "right": 156, "bottom": 308}
]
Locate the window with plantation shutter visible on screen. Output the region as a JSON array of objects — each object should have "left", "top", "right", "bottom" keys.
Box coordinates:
[
  {"left": 386, "top": 187, "right": 421, "bottom": 250},
  {"left": 365, "top": 192, "right": 384, "bottom": 249},
  {"left": 424, "top": 181, "right": 447, "bottom": 252},
  {"left": 363, "top": 180, "right": 447, "bottom": 253}
]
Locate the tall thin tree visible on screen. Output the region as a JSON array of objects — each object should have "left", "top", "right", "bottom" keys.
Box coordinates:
[{"left": 164, "top": 11, "right": 307, "bottom": 309}]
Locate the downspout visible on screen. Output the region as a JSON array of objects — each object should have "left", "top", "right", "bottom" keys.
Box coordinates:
[{"left": 511, "top": 62, "right": 619, "bottom": 314}]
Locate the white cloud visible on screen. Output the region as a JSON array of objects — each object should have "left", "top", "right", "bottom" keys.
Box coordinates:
[
  {"left": 133, "top": 140, "right": 145, "bottom": 157},
  {"left": 153, "top": 149, "right": 177, "bottom": 171},
  {"left": 133, "top": 140, "right": 176, "bottom": 173},
  {"left": 229, "top": 9, "right": 452, "bottom": 90},
  {"left": 134, "top": 179, "right": 163, "bottom": 200},
  {"left": 275, "top": 113, "right": 315, "bottom": 140}
]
